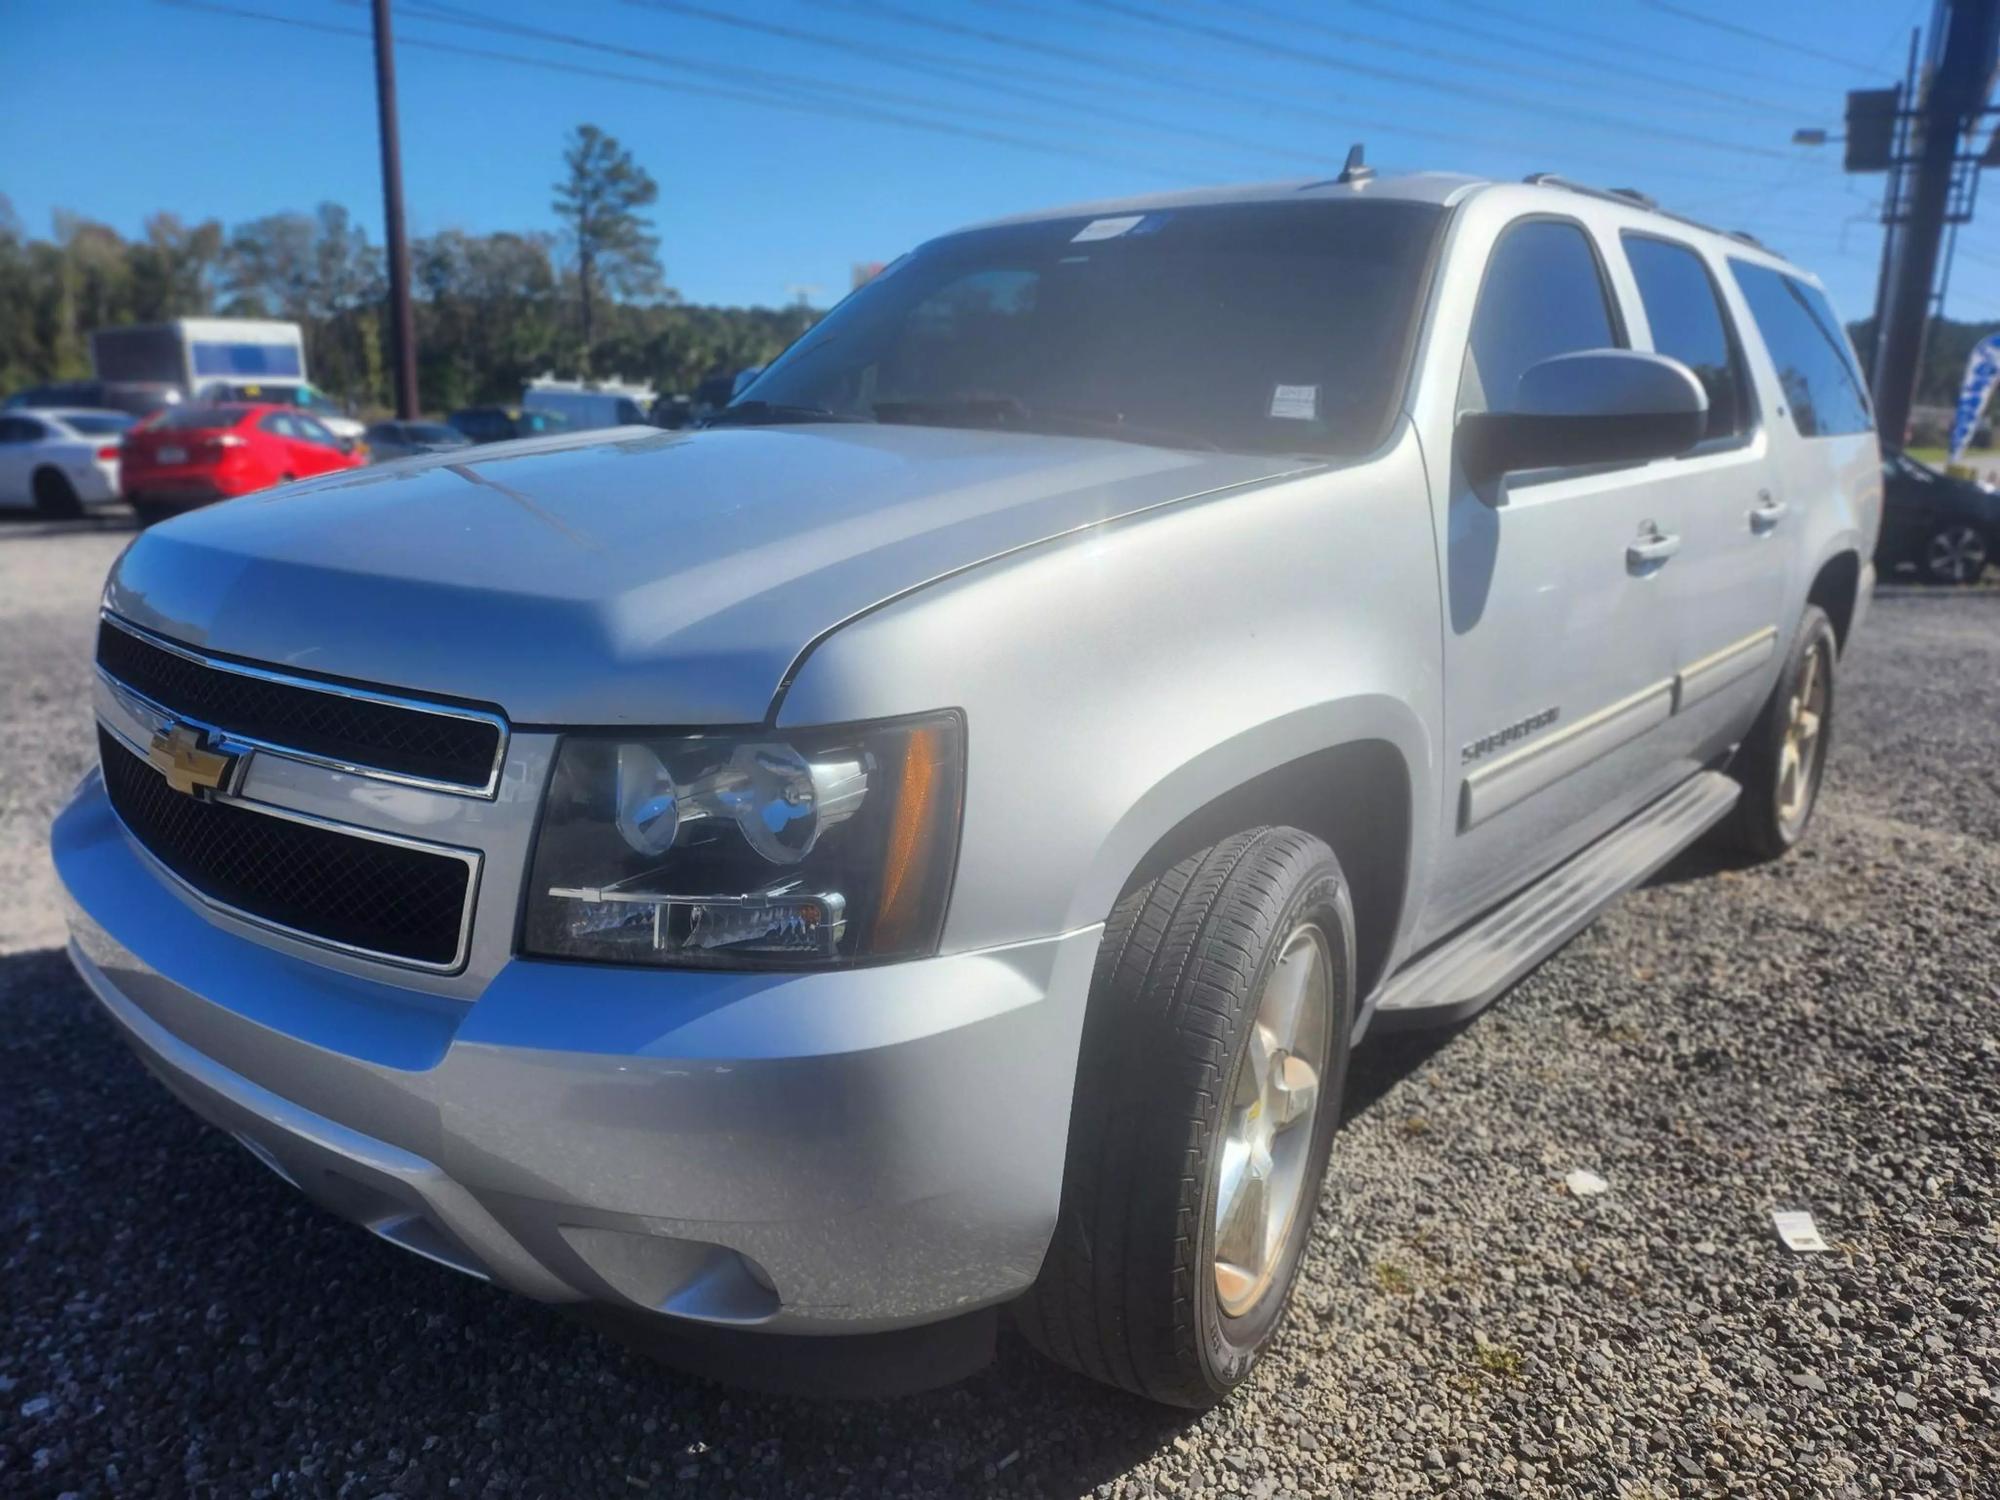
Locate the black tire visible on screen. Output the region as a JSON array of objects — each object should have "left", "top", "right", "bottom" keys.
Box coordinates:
[
  {"left": 129, "top": 499, "right": 170, "bottom": 527},
  {"left": 1017, "top": 827, "right": 1355, "bottom": 1407},
  {"left": 31, "top": 468, "right": 81, "bottom": 519},
  {"left": 1718, "top": 605, "right": 1837, "bottom": 860},
  {"left": 1921, "top": 522, "right": 1989, "bottom": 585}
]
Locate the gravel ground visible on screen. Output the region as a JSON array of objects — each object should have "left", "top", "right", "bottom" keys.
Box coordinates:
[{"left": 4, "top": 517, "right": 1998, "bottom": 1497}]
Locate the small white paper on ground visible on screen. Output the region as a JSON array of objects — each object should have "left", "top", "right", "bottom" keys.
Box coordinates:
[
  {"left": 1564, "top": 1168, "right": 1610, "bottom": 1197},
  {"left": 1072, "top": 215, "right": 1144, "bottom": 242},
  {"left": 1772, "top": 1210, "right": 1829, "bottom": 1253},
  {"left": 1269, "top": 383, "right": 1319, "bottom": 420}
]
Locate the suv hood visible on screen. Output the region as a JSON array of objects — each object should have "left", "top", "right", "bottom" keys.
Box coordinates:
[{"left": 107, "top": 424, "right": 1311, "bottom": 724}]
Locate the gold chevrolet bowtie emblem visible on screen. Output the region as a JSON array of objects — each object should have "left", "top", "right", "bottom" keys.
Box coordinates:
[{"left": 147, "top": 723, "right": 234, "bottom": 798}]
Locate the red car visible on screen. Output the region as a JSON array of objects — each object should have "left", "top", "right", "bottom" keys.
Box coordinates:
[{"left": 122, "top": 403, "right": 366, "bottom": 523}]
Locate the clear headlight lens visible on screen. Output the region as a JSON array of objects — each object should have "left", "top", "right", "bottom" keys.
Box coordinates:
[{"left": 523, "top": 713, "right": 963, "bottom": 968}]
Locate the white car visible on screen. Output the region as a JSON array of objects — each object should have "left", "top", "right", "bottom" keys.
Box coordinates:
[{"left": 0, "top": 407, "right": 133, "bottom": 515}]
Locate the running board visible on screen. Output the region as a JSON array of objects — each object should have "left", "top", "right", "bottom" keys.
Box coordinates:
[{"left": 1367, "top": 771, "right": 1741, "bottom": 1034}]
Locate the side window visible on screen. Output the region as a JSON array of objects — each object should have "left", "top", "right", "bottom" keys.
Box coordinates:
[
  {"left": 1622, "top": 234, "right": 1749, "bottom": 444},
  {"left": 1462, "top": 219, "right": 1620, "bottom": 413},
  {"left": 262, "top": 412, "right": 301, "bottom": 438},
  {"left": 0, "top": 417, "right": 42, "bottom": 443},
  {"left": 1728, "top": 262, "right": 1872, "bottom": 437},
  {"left": 295, "top": 415, "right": 337, "bottom": 447}
]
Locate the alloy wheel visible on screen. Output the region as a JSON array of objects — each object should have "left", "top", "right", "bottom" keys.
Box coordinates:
[
  {"left": 1212, "top": 922, "right": 1333, "bottom": 1318},
  {"left": 1776, "top": 637, "right": 1829, "bottom": 832},
  {"left": 1925, "top": 524, "right": 1988, "bottom": 584}
]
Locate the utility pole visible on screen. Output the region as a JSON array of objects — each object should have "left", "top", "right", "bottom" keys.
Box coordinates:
[
  {"left": 1864, "top": 0, "right": 1999, "bottom": 448},
  {"left": 371, "top": 0, "right": 420, "bottom": 420}
]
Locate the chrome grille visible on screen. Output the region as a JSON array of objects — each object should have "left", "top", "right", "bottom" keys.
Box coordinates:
[
  {"left": 98, "top": 726, "right": 477, "bottom": 969},
  {"left": 96, "top": 616, "right": 506, "bottom": 795}
]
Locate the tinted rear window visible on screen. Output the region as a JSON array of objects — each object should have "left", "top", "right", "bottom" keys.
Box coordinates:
[
  {"left": 154, "top": 406, "right": 252, "bottom": 430},
  {"left": 1729, "top": 262, "right": 1872, "bottom": 437}
]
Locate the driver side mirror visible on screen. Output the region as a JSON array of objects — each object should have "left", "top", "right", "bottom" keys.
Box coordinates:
[
  {"left": 1457, "top": 349, "right": 1708, "bottom": 489},
  {"left": 338, "top": 436, "right": 356, "bottom": 455}
]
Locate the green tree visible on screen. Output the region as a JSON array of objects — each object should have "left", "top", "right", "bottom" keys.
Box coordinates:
[{"left": 551, "top": 124, "right": 662, "bottom": 371}]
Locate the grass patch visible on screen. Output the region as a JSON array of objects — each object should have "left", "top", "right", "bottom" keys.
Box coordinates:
[
  {"left": 1373, "top": 1261, "right": 1415, "bottom": 1296},
  {"left": 1471, "top": 1342, "right": 1523, "bottom": 1379}
]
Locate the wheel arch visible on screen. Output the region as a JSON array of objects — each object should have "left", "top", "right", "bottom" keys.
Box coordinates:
[
  {"left": 1807, "top": 547, "right": 1862, "bottom": 649},
  {"left": 1098, "top": 729, "right": 1419, "bottom": 1006}
]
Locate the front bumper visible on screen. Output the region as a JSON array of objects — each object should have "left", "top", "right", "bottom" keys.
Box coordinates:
[{"left": 53, "top": 774, "right": 1098, "bottom": 1335}]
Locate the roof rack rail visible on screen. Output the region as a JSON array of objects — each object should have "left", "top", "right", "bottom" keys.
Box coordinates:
[
  {"left": 1523, "top": 173, "right": 1784, "bottom": 258},
  {"left": 1523, "top": 173, "right": 1655, "bottom": 209}
]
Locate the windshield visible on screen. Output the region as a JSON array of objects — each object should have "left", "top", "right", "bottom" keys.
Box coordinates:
[{"left": 738, "top": 199, "right": 1443, "bottom": 455}]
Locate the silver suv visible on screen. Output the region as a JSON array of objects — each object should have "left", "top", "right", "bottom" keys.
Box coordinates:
[{"left": 54, "top": 171, "right": 1880, "bottom": 1407}]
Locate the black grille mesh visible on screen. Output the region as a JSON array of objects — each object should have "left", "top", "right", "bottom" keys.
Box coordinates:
[
  {"left": 97, "top": 621, "right": 501, "bottom": 789},
  {"left": 99, "top": 728, "right": 472, "bottom": 966}
]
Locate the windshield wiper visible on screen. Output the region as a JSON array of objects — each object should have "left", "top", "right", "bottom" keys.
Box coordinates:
[
  {"left": 703, "top": 400, "right": 872, "bottom": 428},
  {"left": 873, "top": 396, "right": 1220, "bottom": 452}
]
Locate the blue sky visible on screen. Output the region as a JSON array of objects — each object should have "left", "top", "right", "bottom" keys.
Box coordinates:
[{"left": 6, "top": 0, "right": 1995, "bottom": 324}]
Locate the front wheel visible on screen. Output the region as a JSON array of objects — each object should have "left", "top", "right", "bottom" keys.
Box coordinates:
[
  {"left": 1718, "top": 605, "right": 1837, "bottom": 860},
  {"left": 1923, "top": 523, "right": 1989, "bottom": 585},
  {"left": 1018, "top": 827, "right": 1354, "bottom": 1407}
]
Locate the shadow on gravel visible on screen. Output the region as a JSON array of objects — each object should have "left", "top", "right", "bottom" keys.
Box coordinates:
[
  {"left": 1644, "top": 837, "right": 1764, "bottom": 889},
  {"left": 0, "top": 946, "right": 1198, "bottom": 1497},
  {"left": 1343, "top": 1026, "right": 1459, "bottom": 1123}
]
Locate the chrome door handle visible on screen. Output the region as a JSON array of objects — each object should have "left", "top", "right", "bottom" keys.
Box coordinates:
[
  {"left": 1627, "top": 531, "right": 1682, "bottom": 567},
  {"left": 1750, "top": 496, "right": 1789, "bottom": 533}
]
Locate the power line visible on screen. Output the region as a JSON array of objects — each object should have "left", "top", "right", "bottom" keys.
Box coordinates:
[
  {"left": 684, "top": 0, "right": 1788, "bottom": 183},
  {"left": 1333, "top": 0, "right": 1816, "bottom": 120},
  {"left": 991, "top": 0, "right": 1796, "bottom": 128},
  {"left": 580, "top": 0, "right": 1344, "bottom": 170},
  {"left": 884, "top": 0, "right": 1790, "bottom": 159},
  {"left": 1636, "top": 0, "right": 1887, "bottom": 75},
  {"left": 1434, "top": 0, "right": 1830, "bottom": 96},
  {"left": 633, "top": 0, "right": 1231, "bottom": 121},
  {"left": 391, "top": 0, "right": 1299, "bottom": 175},
  {"left": 160, "top": 0, "right": 1194, "bottom": 179}
]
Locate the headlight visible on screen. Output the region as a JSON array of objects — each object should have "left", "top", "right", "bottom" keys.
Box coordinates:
[{"left": 523, "top": 712, "right": 963, "bottom": 968}]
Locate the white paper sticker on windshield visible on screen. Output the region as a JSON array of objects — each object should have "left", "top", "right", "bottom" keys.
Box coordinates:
[
  {"left": 1270, "top": 384, "right": 1319, "bottom": 420},
  {"left": 1072, "top": 215, "right": 1144, "bottom": 242}
]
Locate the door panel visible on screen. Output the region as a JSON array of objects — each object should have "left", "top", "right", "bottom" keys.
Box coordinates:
[
  {"left": 1426, "top": 465, "right": 1686, "bottom": 940},
  {"left": 1616, "top": 233, "right": 1791, "bottom": 771},
  {"left": 1420, "top": 215, "right": 1686, "bottom": 945}
]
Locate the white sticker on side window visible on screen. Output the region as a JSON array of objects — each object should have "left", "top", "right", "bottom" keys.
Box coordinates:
[
  {"left": 1270, "top": 384, "right": 1319, "bottom": 420},
  {"left": 1071, "top": 215, "right": 1144, "bottom": 242}
]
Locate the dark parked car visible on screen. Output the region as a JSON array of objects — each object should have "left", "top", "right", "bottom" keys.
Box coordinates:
[
  {"left": 1875, "top": 451, "right": 2000, "bottom": 585},
  {"left": 364, "top": 420, "right": 472, "bottom": 462},
  {"left": 445, "top": 406, "right": 571, "bottom": 444}
]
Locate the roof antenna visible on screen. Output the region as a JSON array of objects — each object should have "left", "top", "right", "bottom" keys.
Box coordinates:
[{"left": 1336, "top": 143, "right": 1374, "bottom": 186}]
